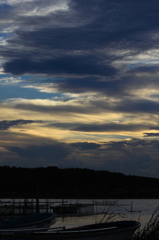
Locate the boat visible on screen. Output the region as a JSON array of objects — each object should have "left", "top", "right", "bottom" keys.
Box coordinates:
[
  {"left": 0, "top": 220, "right": 140, "bottom": 240},
  {"left": 0, "top": 212, "right": 56, "bottom": 230}
]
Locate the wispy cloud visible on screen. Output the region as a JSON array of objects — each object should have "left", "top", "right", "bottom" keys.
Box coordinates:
[{"left": 0, "top": 119, "right": 42, "bottom": 130}]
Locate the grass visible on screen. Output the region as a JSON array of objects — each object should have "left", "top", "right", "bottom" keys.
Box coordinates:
[
  {"left": 99, "top": 205, "right": 125, "bottom": 223},
  {"left": 132, "top": 206, "right": 159, "bottom": 240},
  {"left": 99, "top": 204, "right": 159, "bottom": 239}
]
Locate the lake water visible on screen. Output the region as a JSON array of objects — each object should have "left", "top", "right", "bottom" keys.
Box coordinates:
[{"left": 51, "top": 199, "right": 159, "bottom": 229}]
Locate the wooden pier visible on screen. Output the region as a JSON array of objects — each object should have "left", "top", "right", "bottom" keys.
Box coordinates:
[
  {"left": 0, "top": 199, "right": 50, "bottom": 220},
  {"left": 0, "top": 199, "right": 118, "bottom": 220}
]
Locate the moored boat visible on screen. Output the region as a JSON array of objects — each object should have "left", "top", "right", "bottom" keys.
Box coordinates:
[
  {"left": 0, "top": 220, "right": 140, "bottom": 240},
  {"left": 0, "top": 212, "right": 56, "bottom": 230}
]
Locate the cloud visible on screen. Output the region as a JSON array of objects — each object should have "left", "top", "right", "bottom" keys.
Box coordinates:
[
  {"left": 150, "top": 126, "right": 159, "bottom": 130},
  {"left": 7, "top": 143, "right": 69, "bottom": 161},
  {"left": 2, "top": 0, "right": 159, "bottom": 79},
  {"left": 2, "top": 0, "right": 159, "bottom": 178},
  {"left": 70, "top": 142, "right": 101, "bottom": 150},
  {"left": 4, "top": 139, "right": 72, "bottom": 167},
  {"left": 72, "top": 123, "right": 150, "bottom": 133},
  {"left": 51, "top": 68, "right": 159, "bottom": 96},
  {"left": 3, "top": 56, "right": 116, "bottom": 76},
  {"left": 13, "top": 66, "right": 159, "bottom": 99},
  {"left": 91, "top": 138, "right": 159, "bottom": 177},
  {"left": 113, "top": 99, "right": 159, "bottom": 114},
  {"left": 144, "top": 133, "right": 159, "bottom": 137},
  {"left": 3, "top": 95, "right": 159, "bottom": 119},
  {"left": 0, "top": 119, "right": 42, "bottom": 130},
  {"left": 99, "top": 154, "right": 155, "bottom": 178},
  {"left": 1, "top": 135, "right": 159, "bottom": 177}
]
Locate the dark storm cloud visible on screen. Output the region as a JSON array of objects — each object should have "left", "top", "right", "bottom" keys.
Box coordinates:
[
  {"left": 8, "top": 0, "right": 159, "bottom": 49},
  {"left": 3, "top": 56, "right": 116, "bottom": 76},
  {"left": 47, "top": 122, "right": 152, "bottom": 133},
  {"left": 144, "top": 133, "right": 159, "bottom": 137},
  {"left": 97, "top": 138, "right": 159, "bottom": 177},
  {"left": 113, "top": 99, "right": 159, "bottom": 114},
  {"left": 53, "top": 77, "right": 124, "bottom": 94},
  {"left": 105, "top": 139, "right": 150, "bottom": 149},
  {"left": 99, "top": 154, "right": 155, "bottom": 178},
  {"left": 5, "top": 142, "right": 71, "bottom": 167},
  {"left": 14, "top": 102, "right": 95, "bottom": 114},
  {"left": 35, "top": 68, "right": 159, "bottom": 96},
  {"left": 7, "top": 144, "right": 69, "bottom": 160},
  {"left": 3, "top": 140, "right": 84, "bottom": 168},
  {"left": 72, "top": 0, "right": 159, "bottom": 31},
  {"left": 150, "top": 127, "right": 159, "bottom": 130},
  {"left": 2, "top": 136, "right": 159, "bottom": 176},
  {"left": 72, "top": 123, "right": 149, "bottom": 132},
  {"left": 6, "top": 27, "right": 119, "bottom": 51},
  {"left": 70, "top": 142, "right": 101, "bottom": 150},
  {"left": 0, "top": 119, "right": 41, "bottom": 130},
  {"left": 2, "top": 0, "right": 159, "bottom": 78}
]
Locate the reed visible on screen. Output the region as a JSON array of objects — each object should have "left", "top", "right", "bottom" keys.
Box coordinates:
[
  {"left": 132, "top": 206, "right": 159, "bottom": 240},
  {"left": 99, "top": 205, "right": 125, "bottom": 223}
]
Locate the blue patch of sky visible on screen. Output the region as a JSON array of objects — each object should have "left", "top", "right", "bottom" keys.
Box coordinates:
[
  {"left": 0, "top": 74, "right": 67, "bottom": 101},
  {"left": 0, "top": 73, "right": 9, "bottom": 78},
  {"left": 0, "top": 33, "right": 9, "bottom": 45},
  {"left": 127, "top": 62, "right": 145, "bottom": 70},
  {"left": 15, "top": 75, "right": 61, "bottom": 84},
  {"left": 0, "top": 3, "right": 12, "bottom": 9},
  {"left": 0, "top": 73, "right": 58, "bottom": 83},
  {"left": 0, "top": 32, "right": 14, "bottom": 42},
  {"left": 0, "top": 3, "right": 13, "bottom": 25},
  {"left": 0, "top": 33, "right": 9, "bottom": 38},
  {"left": 0, "top": 3, "right": 16, "bottom": 40},
  {"left": 0, "top": 84, "right": 55, "bottom": 101},
  {"left": 0, "top": 33, "right": 15, "bottom": 49},
  {"left": 36, "top": 77, "right": 63, "bottom": 84}
]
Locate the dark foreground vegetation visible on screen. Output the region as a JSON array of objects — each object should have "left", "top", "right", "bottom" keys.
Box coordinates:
[
  {"left": 132, "top": 206, "right": 159, "bottom": 240},
  {"left": 1, "top": 166, "right": 159, "bottom": 199}
]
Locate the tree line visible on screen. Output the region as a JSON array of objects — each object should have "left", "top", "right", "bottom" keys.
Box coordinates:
[{"left": 1, "top": 166, "right": 159, "bottom": 198}]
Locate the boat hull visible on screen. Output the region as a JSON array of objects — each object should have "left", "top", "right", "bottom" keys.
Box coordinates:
[
  {"left": 0, "top": 220, "right": 140, "bottom": 240},
  {"left": 0, "top": 212, "right": 56, "bottom": 230}
]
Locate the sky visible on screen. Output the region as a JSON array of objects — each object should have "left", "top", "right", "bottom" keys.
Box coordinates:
[{"left": 1, "top": 0, "right": 159, "bottom": 177}]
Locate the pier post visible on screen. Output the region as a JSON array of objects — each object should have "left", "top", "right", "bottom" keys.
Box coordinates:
[{"left": 36, "top": 198, "right": 39, "bottom": 213}]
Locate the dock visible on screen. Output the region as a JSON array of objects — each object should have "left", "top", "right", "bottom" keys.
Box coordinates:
[{"left": 0, "top": 199, "right": 118, "bottom": 219}]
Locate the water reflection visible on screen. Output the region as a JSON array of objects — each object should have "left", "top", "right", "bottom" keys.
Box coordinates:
[{"left": 52, "top": 199, "right": 159, "bottom": 229}]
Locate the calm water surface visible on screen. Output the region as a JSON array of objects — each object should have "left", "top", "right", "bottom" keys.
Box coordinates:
[{"left": 51, "top": 199, "right": 159, "bottom": 229}]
